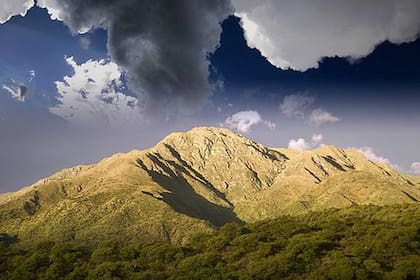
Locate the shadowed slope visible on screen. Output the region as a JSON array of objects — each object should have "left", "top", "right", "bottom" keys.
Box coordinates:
[{"left": 0, "top": 127, "right": 419, "bottom": 245}]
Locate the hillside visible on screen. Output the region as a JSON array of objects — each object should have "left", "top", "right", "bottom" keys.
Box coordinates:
[
  {"left": 0, "top": 127, "right": 419, "bottom": 245},
  {"left": 1, "top": 204, "right": 419, "bottom": 279}
]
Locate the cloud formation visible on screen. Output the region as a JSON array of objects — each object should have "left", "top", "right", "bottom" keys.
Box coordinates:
[
  {"left": 355, "top": 147, "right": 398, "bottom": 169},
  {"left": 311, "top": 133, "right": 323, "bottom": 144},
  {"left": 280, "top": 93, "right": 341, "bottom": 127},
  {"left": 288, "top": 133, "right": 324, "bottom": 151},
  {"left": 222, "top": 110, "right": 275, "bottom": 133},
  {"left": 79, "top": 37, "right": 91, "bottom": 50},
  {"left": 308, "top": 108, "right": 340, "bottom": 127},
  {"left": 0, "top": 0, "right": 33, "bottom": 24},
  {"left": 280, "top": 93, "right": 315, "bottom": 119},
  {"left": 2, "top": 79, "right": 28, "bottom": 102},
  {"left": 49, "top": 57, "right": 141, "bottom": 126},
  {"left": 233, "top": 0, "right": 420, "bottom": 70},
  {"left": 410, "top": 162, "right": 420, "bottom": 175},
  {"left": 29, "top": 70, "right": 36, "bottom": 82},
  {"left": 37, "top": 0, "right": 232, "bottom": 113},
  {"left": 288, "top": 138, "right": 311, "bottom": 151}
]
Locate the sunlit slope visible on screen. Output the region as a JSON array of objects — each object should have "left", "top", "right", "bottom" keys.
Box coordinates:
[{"left": 0, "top": 127, "right": 418, "bottom": 244}]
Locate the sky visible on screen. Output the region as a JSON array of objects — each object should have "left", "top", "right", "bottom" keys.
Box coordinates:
[{"left": 0, "top": 0, "right": 420, "bottom": 191}]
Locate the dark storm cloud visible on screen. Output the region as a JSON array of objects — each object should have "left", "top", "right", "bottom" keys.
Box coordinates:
[{"left": 38, "top": 0, "right": 233, "bottom": 113}]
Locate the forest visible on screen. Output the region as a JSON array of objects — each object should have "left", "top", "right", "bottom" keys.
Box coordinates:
[{"left": 0, "top": 204, "right": 419, "bottom": 280}]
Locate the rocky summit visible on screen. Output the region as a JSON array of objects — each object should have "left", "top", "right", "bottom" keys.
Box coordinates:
[{"left": 0, "top": 127, "right": 419, "bottom": 245}]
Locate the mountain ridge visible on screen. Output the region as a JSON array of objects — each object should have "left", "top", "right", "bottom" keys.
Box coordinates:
[{"left": 0, "top": 127, "right": 419, "bottom": 245}]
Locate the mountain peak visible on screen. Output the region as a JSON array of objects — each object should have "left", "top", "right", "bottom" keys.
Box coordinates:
[
  {"left": 158, "top": 126, "right": 244, "bottom": 145},
  {"left": 0, "top": 126, "right": 419, "bottom": 245},
  {"left": 189, "top": 126, "right": 239, "bottom": 135}
]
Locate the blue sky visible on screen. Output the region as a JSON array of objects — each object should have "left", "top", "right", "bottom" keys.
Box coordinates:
[{"left": 1, "top": 2, "right": 420, "bottom": 191}]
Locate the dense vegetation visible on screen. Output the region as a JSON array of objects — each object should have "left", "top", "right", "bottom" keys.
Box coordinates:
[{"left": 1, "top": 204, "right": 419, "bottom": 280}]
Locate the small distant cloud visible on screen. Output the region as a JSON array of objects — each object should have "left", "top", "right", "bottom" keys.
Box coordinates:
[
  {"left": 280, "top": 92, "right": 315, "bottom": 119},
  {"left": 308, "top": 108, "right": 340, "bottom": 127},
  {"left": 80, "top": 37, "right": 91, "bottom": 50},
  {"left": 410, "top": 162, "right": 420, "bottom": 175},
  {"left": 2, "top": 79, "right": 28, "bottom": 102},
  {"left": 288, "top": 138, "right": 311, "bottom": 151},
  {"left": 288, "top": 133, "right": 324, "bottom": 151},
  {"left": 222, "top": 110, "right": 276, "bottom": 133},
  {"left": 29, "top": 70, "right": 36, "bottom": 82},
  {"left": 311, "top": 133, "right": 323, "bottom": 144},
  {"left": 264, "top": 120, "right": 276, "bottom": 130},
  {"left": 355, "top": 146, "right": 398, "bottom": 169},
  {"left": 356, "top": 147, "right": 391, "bottom": 164},
  {"left": 279, "top": 93, "right": 341, "bottom": 127}
]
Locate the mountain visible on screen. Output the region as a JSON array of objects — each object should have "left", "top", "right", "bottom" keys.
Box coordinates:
[{"left": 0, "top": 127, "right": 419, "bottom": 245}]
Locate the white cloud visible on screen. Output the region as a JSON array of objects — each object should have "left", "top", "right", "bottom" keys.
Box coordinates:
[
  {"left": 288, "top": 133, "right": 324, "bottom": 151},
  {"left": 311, "top": 133, "right": 323, "bottom": 144},
  {"left": 280, "top": 93, "right": 315, "bottom": 119},
  {"left": 308, "top": 109, "right": 340, "bottom": 126},
  {"left": 2, "top": 79, "right": 28, "bottom": 102},
  {"left": 37, "top": 0, "right": 67, "bottom": 23},
  {"left": 279, "top": 93, "right": 340, "bottom": 127},
  {"left": 0, "top": 0, "right": 33, "bottom": 24},
  {"left": 410, "top": 162, "right": 420, "bottom": 175},
  {"left": 288, "top": 138, "right": 311, "bottom": 151},
  {"left": 355, "top": 147, "right": 399, "bottom": 169},
  {"left": 232, "top": 0, "right": 420, "bottom": 71},
  {"left": 80, "top": 37, "right": 91, "bottom": 50},
  {"left": 49, "top": 57, "right": 141, "bottom": 126},
  {"left": 222, "top": 110, "right": 275, "bottom": 133},
  {"left": 29, "top": 70, "right": 36, "bottom": 82},
  {"left": 264, "top": 120, "right": 276, "bottom": 130}
]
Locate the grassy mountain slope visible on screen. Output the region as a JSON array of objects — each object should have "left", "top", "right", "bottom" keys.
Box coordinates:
[
  {"left": 0, "top": 127, "right": 419, "bottom": 245},
  {"left": 1, "top": 204, "right": 419, "bottom": 279}
]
